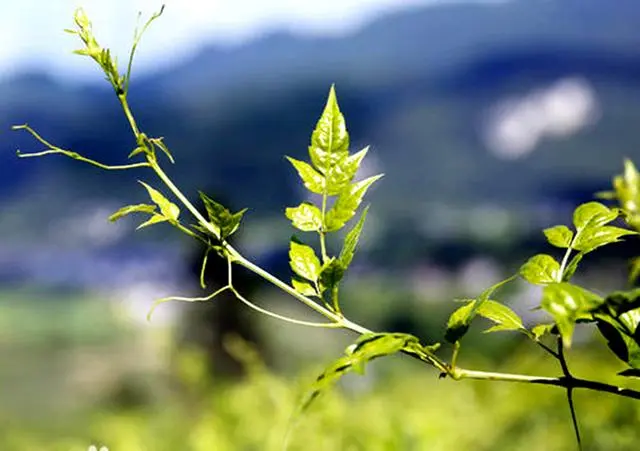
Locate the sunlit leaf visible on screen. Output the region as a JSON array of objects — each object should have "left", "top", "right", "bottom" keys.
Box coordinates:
[
  {"left": 308, "top": 85, "right": 349, "bottom": 174},
  {"left": 292, "top": 277, "right": 318, "bottom": 297},
  {"left": 325, "top": 146, "right": 369, "bottom": 195},
  {"left": 572, "top": 202, "right": 617, "bottom": 231},
  {"left": 531, "top": 323, "right": 557, "bottom": 340},
  {"left": 108, "top": 203, "right": 156, "bottom": 222},
  {"left": 136, "top": 213, "right": 167, "bottom": 230},
  {"left": 445, "top": 276, "right": 516, "bottom": 343},
  {"left": 520, "top": 254, "right": 561, "bottom": 285},
  {"left": 339, "top": 206, "right": 369, "bottom": 269},
  {"left": 541, "top": 282, "right": 603, "bottom": 348},
  {"left": 286, "top": 157, "right": 325, "bottom": 194},
  {"left": 289, "top": 240, "right": 321, "bottom": 282},
  {"left": 319, "top": 258, "right": 345, "bottom": 295},
  {"left": 573, "top": 226, "right": 637, "bottom": 254},
  {"left": 477, "top": 300, "right": 525, "bottom": 333},
  {"left": 298, "top": 333, "right": 422, "bottom": 413},
  {"left": 139, "top": 181, "right": 180, "bottom": 222},
  {"left": 543, "top": 225, "right": 574, "bottom": 248},
  {"left": 199, "top": 192, "right": 247, "bottom": 239},
  {"left": 286, "top": 202, "right": 323, "bottom": 232},
  {"left": 325, "top": 174, "right": 383, "bottom": 232}
]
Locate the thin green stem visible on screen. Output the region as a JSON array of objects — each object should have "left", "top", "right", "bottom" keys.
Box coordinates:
[
  {"left": 118, "top": 94, "right": 141, "bottom": 137},
  {"left": 16, "top": 149, "right": 150, "bottom": 171}
]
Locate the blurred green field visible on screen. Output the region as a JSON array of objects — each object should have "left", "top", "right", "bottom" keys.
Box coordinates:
[{"left": 2, "top": 286, "right": 640, "bottom": 451}]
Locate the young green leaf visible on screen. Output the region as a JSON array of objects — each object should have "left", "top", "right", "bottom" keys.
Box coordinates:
[
  {"left": 520, "top": 254, "right": 561, "bottom": 285},
  {"left": 596, "top": 313, "right": 640, "bottom": 370},
  {"left": 339, "top": 206, "right": 369, "bottom": 269},
  {"left": 286, "top": 202, "right": 323, "bottom": 232},
  {"left": 477, "top": 300, "right": 525, "bottom": 333},
  {"left": 572, "top": 202, "right": 618, "bottom": 231},
  {"left": 543, "top": 225, "right": 574, "bottom": 248},
  {"left": 325, "top": 146, "right": 369, "bottom": 195},
  {"left": 308, "top": 85, "right": 349, "bottom": 174},
  {"left": 319, "top": 258, "right": 345, "bottom": 296},
  {"left": 572, "top": 226, "right": 637, "bottom": 254},
  {"left": 139, "top": 181, "right": 180, "bottom": 222},
  {"left": 298, "top": 333, "right": 422, "bottom": 413},
  {"left": 445, "top": 276, "right": 517, "bottom": 343},
  {"left": 199, "top": 192, "right": 247, "bottom": 239},
  {"left": 108, "top": 203, "right": 156, "bottom": 222},
  {"left": 136, "top": 214, "right": 167, "bottom": 230},
  {"left": 541, "top": 282, "right": 603, "bottom": 348},
  {"left": 292, "top": 277, "right": 318, "bottom": 297},
  {"left": 325, "top": 174, "right": 383, "bottom": 232},
  {"left": 286, "top": 157, "right": 325, "bottom": 194},
  {"left": 289, "top": 240, "right": 321, "bottom": 282},
  {"left": 531, "top": 323, "right": 557, "bottom": 340}
]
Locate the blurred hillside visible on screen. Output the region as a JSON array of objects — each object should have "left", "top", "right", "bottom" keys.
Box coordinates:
[{"left": 2, "top": 0, "right": 640, "bottom": 285}]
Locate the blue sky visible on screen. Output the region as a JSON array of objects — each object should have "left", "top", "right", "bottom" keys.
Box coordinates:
[{"left": 0, "top": 0, "right": 506, "bottom": 81}]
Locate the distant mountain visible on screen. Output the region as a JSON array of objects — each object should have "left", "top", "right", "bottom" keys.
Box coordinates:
[{"left": 2, "top": 0, "right": 640, "bottom": 249}]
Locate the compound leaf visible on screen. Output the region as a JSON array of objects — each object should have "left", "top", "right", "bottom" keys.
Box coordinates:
[{"left": 325, "top": 174, "right": 382, "bottom": 232}]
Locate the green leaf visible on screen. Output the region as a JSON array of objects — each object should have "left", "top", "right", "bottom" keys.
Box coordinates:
[
  {"left": 128, "top": 146, "right": 146, "bottom": 159},
  {"left": 139, "top": 181, "right": 180, "bottom": 222},
  {"left": 289, "top": 240, "right": 321, "bottom": 282},
  {"left": 573, "top": 226, "right": 637, "bottom": 254},
  {"left": 325, "top": 146, "right": 369, "bottom": 195},
  {"left": 308, "top": 85, "right": 349, "bottom": 174},
  {"left": 199, "top": 192, "right": 247, "bottom": 239},
  {"left": 543, "top": 225, "right": 574, "bottom": 248},
  {"left": 562, "top": 253, "right": 583, "bottom": 282},
  {"left": 299, "top": 333, "right": 421, "bottom": 413},
  {"left": 292, "top": 277, "right": 318, "bottom": 297},
  {"left": 325, "top": 174, "right": 383, "bottom": 232},
  {"left": 286, "top": 157, "right": 325, "bottom": 194},
  {"left": 339, "top": 206, "right": 369, "bottom": 269},
  {"left": 477, "top": 300, "right": 525, "bottom": 333},
  {"left": 519, "top": 254, "right": 561, "bottom": 285},
  {"left": 541, "top": 282, "right": 603, "bottom": 348},
  {"left": 136, "top": 214, "right": 167, "bottom": 230},
  {"left": 531, "top": 323, "right": 557, "bottom": 340},
  {"left": 108, "top": 203, "right": 156, "bottom": 222},
  {"left": 596, "top": 315, "right": 640, "bottom": 370},
  {"left": 285, "top": 202, "right": 323, "bottom": 232},
  {"left": 445, "top": 276, "right": 517, "bottom": 343},
  {"left": 572, "top": 201, "right": 618, "bottom": 231},
  {"left": 319, "top": 258, "right": 345, "bottom": 295}
]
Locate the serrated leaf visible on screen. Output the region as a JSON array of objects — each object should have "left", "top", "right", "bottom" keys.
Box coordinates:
[
  {"left": 136, "top": 214, "right": 167, "bottom": 230},
  {"left": 573, "top": 226, "right": 637, "bottom": 254},
  {"left": 543, "top": 225, "right": 573, "bottom": 248},
  {"left": 531, "top": 323, "right": 557, "bottom": 340},
  {"left": 308, "top": 85, "right": 349, "bottom": 174},
  {"left": 573, "top": 202, "right": 617, "bottom": 231},
  {"left": 339, "top": 206, "right": 369, "bottom": 269},
  {"left": 445, "top": 276, "right": 517, "bottom": 343},
  {"left": 298, "top": 333, "right": 420, "bottom": 413},
  {"left": 520, "top": 254, "right": 561, "bottom": 285},
  {"left": 199, "top": 192, "right": 246, "bottom": 239},
  {"left": 325, "top": 174, "right": 383, "bottom": 232},
  {"left": 325, "top": 146, "right": 369, "bottom": 195},
  {"left": 541, "top": 282, "right": 603, "bottom": 348},
  {"left": 286, "top": 202, "right": 323, "bottom": 232},
  {"left": 477, "top": 300, "right": 525, "bottom": 333},
  {"left": 292, "top": 277, "right": 318, "bottom": 297},
  {"left": 286, "top": 157, "right": 325, "bottom": 194},
  {"left": 139, "top": 181, "right": 180, "bottom": 222},
  {"left": 108, "top": 203, "right": 156, "bottom": 222},
  {"left": 289, "top": 240, "right": 321, "bottom": 282}
]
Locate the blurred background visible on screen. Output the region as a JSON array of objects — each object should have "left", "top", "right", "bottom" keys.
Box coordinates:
[{"left": 1, "top": 0, "right": 640, "bottom": 449}]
